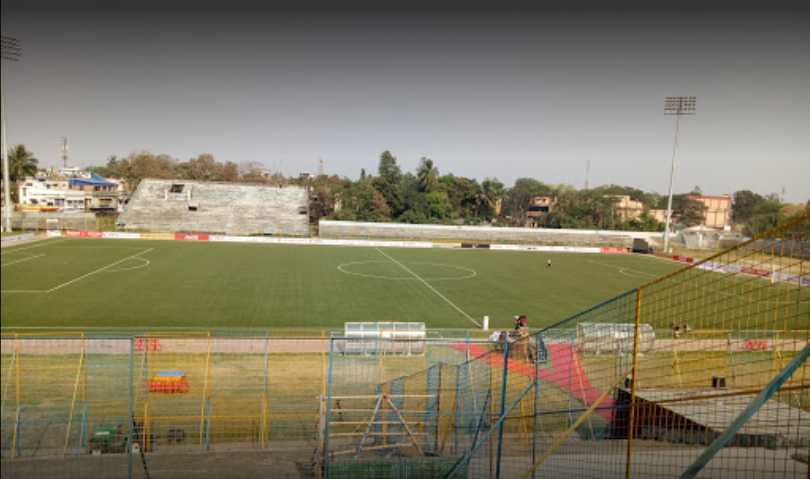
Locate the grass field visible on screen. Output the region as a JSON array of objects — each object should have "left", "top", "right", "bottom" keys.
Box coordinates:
[{"left": 1, "top": 237, "right": 684, "bottom": 333}]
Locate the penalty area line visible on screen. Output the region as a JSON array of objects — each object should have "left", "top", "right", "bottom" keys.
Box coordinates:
[
  {"left": 375, "top": 247, "right": 481, "bottom": 328},
  {"left": 2, "top": 248, "right": 155, "bottom": 294},
  {"left": 1, "top": 254, "right": 45, "bottom": 268},
  {"left": 1, "top": 238, "right": 64, "bottom": 253},
  {"left": 45, "top": 248, "right": 155, "bottom": 293}
]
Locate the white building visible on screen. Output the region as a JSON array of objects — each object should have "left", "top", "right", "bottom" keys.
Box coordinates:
[
  {"left": 18, "top": 177, "right": 87, "bottom": 211},
  {"left": 18, "top": 173, "right": 126, "bottom": 212}
]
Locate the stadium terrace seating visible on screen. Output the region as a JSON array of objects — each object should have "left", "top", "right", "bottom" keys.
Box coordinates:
[
  {"left": 319, "top": 220, "right": 662, "bottom": 248},
  {"left": 119, "top": 179, "right": 309, "bottom": 236}
]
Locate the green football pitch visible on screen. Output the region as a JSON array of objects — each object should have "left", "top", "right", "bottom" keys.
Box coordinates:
[{"left": 1, "top": 237, "right": 683, "bottom": 334}]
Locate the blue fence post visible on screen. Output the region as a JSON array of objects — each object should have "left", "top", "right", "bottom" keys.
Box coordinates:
[
  {"left": 425, "top": 364, "right": 441, "bottom": 453},
  {"left": 204, "top": 399, "right": 212, "bottom": 451},
  {"left": 79, "top": 402, "right": 89, "bottom": 449},
  {"left": 680, "top": 344, "right": 810, "bottom": 479},
  {"left": 495, "top": 341, "right": 510, "bottom": 479},
  {"left": 13, "top": 407, "right": 21, "bottom": 458}
]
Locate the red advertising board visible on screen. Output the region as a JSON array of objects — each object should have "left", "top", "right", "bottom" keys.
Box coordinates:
[
  {"left": 600, "top": 247, "right": 628, "bottom": 254},
  {"left": 174, "top": 233, "right": 210, "bottom": 241},
  {"left": 64, "top": 230, "right": 103, "bottom": 238}
]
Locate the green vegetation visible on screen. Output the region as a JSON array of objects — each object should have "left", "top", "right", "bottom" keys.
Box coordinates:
[
  {"left": 13, "top": 145, "right": 807, "bottom": 234},
  {"left": 2, "top": 238, "right": 682, "bottom": 333},
  {"left": 3, "top": 144, "right": 39, "bottom": 202}
]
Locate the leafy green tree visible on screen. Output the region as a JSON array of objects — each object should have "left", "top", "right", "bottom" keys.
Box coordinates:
[
  {"left": 502, "top": 178, "right": 553, "bottom": 225},
  {"left": 439, "top": 175, "right": 481, "bottom": 221},
  {"left": 480, "top": 178, "right": 505, "bottom": 220},
  {"left": 334, "top": 179, "right": 391, "bottom": 222},
  {"left": 377, "top": 150, "right": 401, "bottom": 183},
  {"left": 85, "top": 156, "right": 117, "bottom": 177},
  {"left": 678, "top": 198, "right": 708, "bottom": 227},
  {"left": 425, "top": 191, "right": 452, "bottom": 221},
  {"left": 732, "top": 190, "right": 765, "bottom": 224},
  {"left": 745, "top": 196, "right": 783, "bottom": 235},
  {"left": 221, "top": 161, "right": 239, "bottom": 182},
  {"left": 416, "top": 157, "right": 439, "bottom": 193},
  {"left": 373, "top": 150, "right": 404, "bottom": 215}
]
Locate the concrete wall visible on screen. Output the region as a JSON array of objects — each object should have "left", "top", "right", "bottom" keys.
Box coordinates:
[
  {"left": 319, "top": 220, "right": 663, "bottom": 248},
  {"left": 11, "top": 211, "right": 98, "bottom": 230},
  {"left": 119, "top": 179, "right": 309, "bottom": 236}
]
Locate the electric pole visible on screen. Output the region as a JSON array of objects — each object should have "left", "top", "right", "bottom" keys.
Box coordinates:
[
  {"left": 663, "top": 96, "right": 696, "bottom": 254},
  {"left": 1, "top": 35, "right": 22, "bottom": 233},
  {"left": 61, "top": 137, "right": 70, "bottom": 169}
]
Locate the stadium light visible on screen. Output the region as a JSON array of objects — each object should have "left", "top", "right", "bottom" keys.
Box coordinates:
[
  {"left": 1, "top": 35, "right": 22, "bottom": 233},
  {"left": 662, "top": 96, "right": 696, "bottom": 254}
]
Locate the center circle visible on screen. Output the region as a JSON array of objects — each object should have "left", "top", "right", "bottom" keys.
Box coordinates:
[{"left": 337, "top": 260, "right": 477, "bottom": 281}]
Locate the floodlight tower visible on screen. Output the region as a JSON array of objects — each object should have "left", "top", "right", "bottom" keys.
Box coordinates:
[
  {"left": 662, "top": 96, "right": 696, "bottom": 253},
  {"left": 1, "top": 35, "right": 22, "bottom": 233}
]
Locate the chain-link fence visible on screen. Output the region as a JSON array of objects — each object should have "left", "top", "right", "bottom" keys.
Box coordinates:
[
  {"left": 0, "top": 334, "right": 330, "bottom": 478},
  {"left": 320, "top": 211, "right": 809, "bottom": 479}
]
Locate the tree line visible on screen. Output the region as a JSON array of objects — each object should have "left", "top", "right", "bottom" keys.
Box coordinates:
[{"left": 3, "top": 145, "right": 806, "bottom": 235}]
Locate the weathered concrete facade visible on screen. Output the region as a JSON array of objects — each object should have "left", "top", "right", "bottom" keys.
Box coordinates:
[
  {"left": 119, "top": 179, "right": 309, "bottom": 236},
  {"left": 319, "top": 220, "right": 663, "bottom": 247}
]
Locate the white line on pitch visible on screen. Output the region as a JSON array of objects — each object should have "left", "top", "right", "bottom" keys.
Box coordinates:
[
  {"left": 1, "top": 238, "right": 64, "bottom": 253},
  {"left": 44, "top": 248, "right": 155, "bottom": 293},
  {"left": 586, "top": 259, "right": 658, "bottom": 278},
  {"left": 375, "top": 247, "right": 481, "bottom": 327},
  {"left": 1, "top": 254, "right": 45, "bottom": 268}
]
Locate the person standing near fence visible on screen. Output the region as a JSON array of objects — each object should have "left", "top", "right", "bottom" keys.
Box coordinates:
[{"left": 512, "top": 315, "right": 535, "bottom": 361}]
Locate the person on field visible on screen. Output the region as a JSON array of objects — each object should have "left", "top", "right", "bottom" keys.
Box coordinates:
[{"left": 547, "top": 259, "right": 552, "bottom": 268}]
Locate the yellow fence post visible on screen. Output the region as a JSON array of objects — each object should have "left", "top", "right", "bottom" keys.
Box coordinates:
[
  {"left": 143, "top": 401, "right": 150, "bottom": 452},
  {"left": 63, "top": 333, "right": 86, "bottom": 456},
  {"left": 624, "top": 288, "right": 642, "bottom": 479},
  {"left": 11, "top": 334, "right": 21, "bottom": 458}
]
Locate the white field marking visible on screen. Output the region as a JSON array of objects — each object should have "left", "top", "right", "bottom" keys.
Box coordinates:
[
  {"left": 50, "top": 246, "right": 149, "bottom": 250},
  {"left": 45, "top": 248, "right": 154, "bottom": 293},
  {"left": 587, "top": 259, "right": 806, "bottom": 306},
  {"left": 1, "top": 248, "right": 154, "bottom": 294},
  {"left": 586, "top": 259, "right": 658, "bottom": 279},
  {"left": 1, "top": 238, "right": 64, "bottom": 253},
  {"left": 374, "top": 247, "right": 481, "bottom": 327},
  {"left": 1, "top": 254, "right": 45, "bottom": 268},
  {"left": 103, "top": 257, "right": 151, "bottom": 273},
  {"left": 337, "top": 260, "right": 477, "bottom": 282}
]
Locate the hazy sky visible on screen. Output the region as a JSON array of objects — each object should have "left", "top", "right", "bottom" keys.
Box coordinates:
[{"left": 2, "top": 3, "right": 809, "bottom": 201}]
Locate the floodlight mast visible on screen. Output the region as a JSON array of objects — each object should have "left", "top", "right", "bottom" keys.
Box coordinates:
[
  {"left": 662, "top": 96, "right": 696, "bottom": 254},
  {"left": 1, "top": 35, "right": 22, "bottom": 233}
]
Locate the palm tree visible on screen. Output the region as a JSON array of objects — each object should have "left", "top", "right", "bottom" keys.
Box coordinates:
[
  {"left": 7, "top": 144, "right": 39, "bottom": 182},
  {"left": 416, "top": 157, "right": 438, "bottom": 193},
  {"left": 4, "top": 145, "right": 38, "bottom": 203}
]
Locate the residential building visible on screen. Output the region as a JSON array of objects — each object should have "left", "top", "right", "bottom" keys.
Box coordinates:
[
  {"left": 18, "top": 177, "right": 86, "bottom": 211},
  {"left": 606, "top": 195, "right": 644, "bottom": 222},
  {"left": 526, "top": 196, "right": 555, "bottom": 227},
  {"left": 68, "top": 174, "right": 125, "bottom": 211},
  {"left": 689, "top": 194, "right": 732, "bottom": 229},
  {"left": 649, "top": 209, "right": 668, "bottom": 224},
  {"left": 18, "top": 172, "right": 126, "bottom": 212}
]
